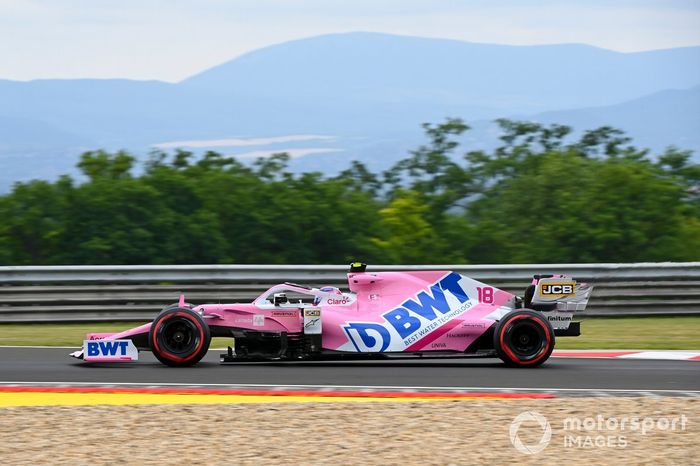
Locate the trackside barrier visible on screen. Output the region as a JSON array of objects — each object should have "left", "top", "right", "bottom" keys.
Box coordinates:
[{"left": 0, "top": 263, "right": 698, "bottom": 322}]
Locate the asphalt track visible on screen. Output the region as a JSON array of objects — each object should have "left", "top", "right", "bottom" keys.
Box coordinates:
[{"left": 1, "top": 347, "right": 698, "bottom": 395}]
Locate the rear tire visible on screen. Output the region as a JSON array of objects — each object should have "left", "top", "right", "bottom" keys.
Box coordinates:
[
  {"left": 494, "top": 309, "right": 554, "bottom": 368},
  {"left": 149, "top": 307, "right": 211, "bottom": 367}
]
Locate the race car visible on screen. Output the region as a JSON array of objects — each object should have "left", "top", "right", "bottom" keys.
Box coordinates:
[{"left": 70, "top": 263, "right": 592, "bottom": 367}]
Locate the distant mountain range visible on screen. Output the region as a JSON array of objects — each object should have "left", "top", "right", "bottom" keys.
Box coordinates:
[{"left": 1, "top": 32, "right": 699, "bottom": 188}]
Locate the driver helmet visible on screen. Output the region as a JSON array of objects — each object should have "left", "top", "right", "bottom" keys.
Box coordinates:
[
  {"left": 319, "top": 286, "right": 342, "bottom": 294},
  {"left": 273, "top": 293, "right": 288, "bottom": 305}
]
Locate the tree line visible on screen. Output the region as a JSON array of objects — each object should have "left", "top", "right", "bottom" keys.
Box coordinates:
[{"left": 1, "top": 118, "right": 698, "bottom": 265}]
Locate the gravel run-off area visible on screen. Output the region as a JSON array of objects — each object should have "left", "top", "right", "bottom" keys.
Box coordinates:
[{"left": 0, "top": 397, "right": 697, "bottom": 465}]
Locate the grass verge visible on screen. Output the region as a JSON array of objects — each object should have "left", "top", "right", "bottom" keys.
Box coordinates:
[
  {"left": 555, "top": 316, "right": 700, "bottom": 350},
  {"left": 0, "top": 316, "right": 698, "bottom": 349},
  {"left": 0, "top": 322, "right": 232, "bottom": 348}
]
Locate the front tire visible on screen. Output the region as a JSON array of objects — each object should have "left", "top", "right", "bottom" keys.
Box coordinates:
[
  {"left": 149, "top": 307, "right": 211, "bottom": 367},
  {"left": 494, "top": 309, "right": 554, "bottom": 367}
]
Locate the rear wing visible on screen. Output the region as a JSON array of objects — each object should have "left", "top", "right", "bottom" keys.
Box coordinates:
[{"left": 529, "top": 275, "right": 593, "bottom": 312}]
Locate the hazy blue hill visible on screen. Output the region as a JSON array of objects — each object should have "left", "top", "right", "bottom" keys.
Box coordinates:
[
  {"left": 0, "top": 32, "right": 698, "bottom": 188},
  {"left": 0, "top": 79, "right": 209, "bottom": 145},
  {"left": 289, "top": 85, "right": 700, "bottom": 174},
  {"left": 3, "top": 32, "right": 698, "bottom": 141},
  {"left": 182, "top": 32, "right": 700, "bottom": 113},
  {"left": 0, "top": 115, "right": 95, "bottom": 186},
  {"left": 0, "top": 114, "right": 90, "bottom": 147},
  {"left": 533, "top": 85, "right": 700, "bottom": 154}
]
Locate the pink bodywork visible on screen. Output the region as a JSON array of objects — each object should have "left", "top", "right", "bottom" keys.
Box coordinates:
[{"left": 95, "top": 270, "right": 517, "bottom": 354}]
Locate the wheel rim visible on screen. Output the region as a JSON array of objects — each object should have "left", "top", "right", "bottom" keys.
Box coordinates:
[
  {"left": 505, "top": 320, "right": 546, "bottom": 360},
  {"left": 157, "top": 316, "right": 200, "bottom": 356}
]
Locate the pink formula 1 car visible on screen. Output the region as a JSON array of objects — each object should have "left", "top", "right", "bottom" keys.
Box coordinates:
[{"left": 71, "top": 264, "right": 592, "bottom": 367}]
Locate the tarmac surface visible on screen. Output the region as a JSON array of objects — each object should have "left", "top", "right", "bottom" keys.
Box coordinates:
[{"left": 0, "top": 347, "right": 698, "bottom": 396}]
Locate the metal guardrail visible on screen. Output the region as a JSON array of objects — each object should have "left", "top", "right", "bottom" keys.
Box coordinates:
[{"left": 0, "top": 263, "right": 698, "bottom": 322}]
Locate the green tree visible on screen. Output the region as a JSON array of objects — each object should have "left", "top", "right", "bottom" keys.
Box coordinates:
[
  {"left": 0, "top": 120, "right": 696, "bottom": 266},
  {"left": 384, "top": 118, "right": 474, "bottom": 219},
  {"left": 372, "top": 190, "right": 439, "bottom": 263},
  {"left": 0, "top": 177, "right": 72, "bottom": 264},
  {"left": 466, "top": 150, "right": 698, "bottom": 262}
]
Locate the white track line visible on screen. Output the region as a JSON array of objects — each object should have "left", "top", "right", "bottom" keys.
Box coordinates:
[
  {"left": 1, "top": 381, "right": 698, "bottom": 396},
  {"left": 618, "top": 351, "right": 700, "bottom": 360}
]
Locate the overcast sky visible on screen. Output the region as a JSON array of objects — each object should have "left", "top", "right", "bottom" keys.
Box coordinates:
[{"left": 2, "top": 0, "right": 699, "bottom": 82}]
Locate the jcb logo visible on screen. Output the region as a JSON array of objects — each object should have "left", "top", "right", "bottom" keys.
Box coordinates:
[{"left": 540, "top": 282, "right": 576, "bottom": 296}]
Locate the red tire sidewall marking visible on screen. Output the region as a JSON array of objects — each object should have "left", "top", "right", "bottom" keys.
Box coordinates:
[
  {"left": 499, "top": 314, "right": 552, "bottom": 365},
  {"left": 152, "top": 311, "right": 205, "bottom": 363}
]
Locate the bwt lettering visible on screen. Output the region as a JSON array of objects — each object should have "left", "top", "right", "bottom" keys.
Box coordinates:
[
  {"left": 87, "top": 341, "right": 129, "bottom": 357},
  {"left": 344, "top": 272, "right": 471, "bottom": 352},
  {"left": 383, "top": 272, "right": 469, "bottom": 338}
]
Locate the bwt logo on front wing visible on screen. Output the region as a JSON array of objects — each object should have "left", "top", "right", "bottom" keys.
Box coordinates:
[
  {"left": 83, "top": 339, "right": 138, "bottom": 361},
  {"left": 344, "top": 272, "right": 471, "bottom": 352}
]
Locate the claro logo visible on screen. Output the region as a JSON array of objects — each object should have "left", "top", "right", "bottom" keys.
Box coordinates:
[{"left": 327, "top": 297, "right": 350, "bottom": 305}]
